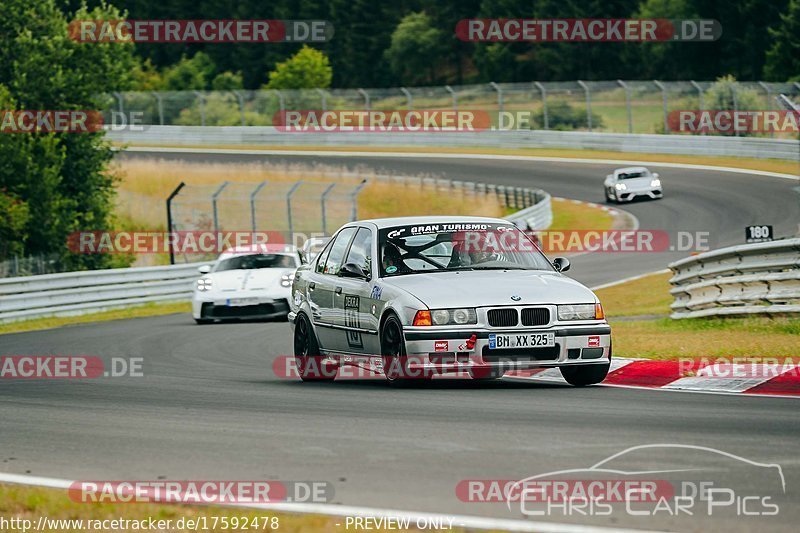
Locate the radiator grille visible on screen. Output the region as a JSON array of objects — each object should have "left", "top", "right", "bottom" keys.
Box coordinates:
[
  {"left": 487, "top": 308, "right": 518, "bottom": 327},
  {"left": 521, "top": 307, "right": 550, "bottom": 326}
]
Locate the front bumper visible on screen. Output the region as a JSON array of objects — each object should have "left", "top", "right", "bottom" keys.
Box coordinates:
[
  {"left": 402, "top": 325, "right": 611, "bottom": 372},
  {"left": 611, "top": 188, "right": 662, "bottom": 202},
  {"left": 193, "top": 296, "right": 290, "bottom": 320}
]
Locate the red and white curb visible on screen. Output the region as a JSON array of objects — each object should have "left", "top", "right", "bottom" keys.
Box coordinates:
[{"left": 505, "top": 358, "right": 800, "bottom": 398}]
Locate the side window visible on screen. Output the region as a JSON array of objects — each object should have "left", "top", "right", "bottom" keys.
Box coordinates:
[
  {"left": 315, "top": 240, "right": 334, "bottom": 273},
  {"left": 322, "top": 227, "right": 356, "bottom": 275},
  {"left": 344, "top": 227, "right": 373, "bottom": 275}
]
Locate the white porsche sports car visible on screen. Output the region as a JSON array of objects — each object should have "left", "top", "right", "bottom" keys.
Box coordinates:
[
  {"left": 192, "top": 245, "right": 302, "bottom": 324},
  {"left": 604, "top": 166, "right": 663, "bottom": 203}
]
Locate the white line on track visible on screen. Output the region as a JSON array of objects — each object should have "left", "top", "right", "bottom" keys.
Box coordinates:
[
  {"left": 0, "top": 472, "right": 656, "bottom": 533},
  {"left": 121, "top": 147, "right": 799, "bottom": 181}
]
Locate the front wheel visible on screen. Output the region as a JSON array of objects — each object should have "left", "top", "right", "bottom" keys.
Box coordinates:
[
  {"left": 381, "top": 315, "right": 431, "bottom": 385},
  {"left": 560, "top": 363, "right": 610, "bottom": 387},
  {"left": 294, "top": 314, "right": 335, "bottom": 382}
]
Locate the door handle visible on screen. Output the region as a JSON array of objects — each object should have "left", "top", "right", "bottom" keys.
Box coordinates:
[
  {"left": 335, "top": 286, "right": 342, "bottom": 294},
  {"left": 309, "top": 282, "right": 316, "bottom": 291}
]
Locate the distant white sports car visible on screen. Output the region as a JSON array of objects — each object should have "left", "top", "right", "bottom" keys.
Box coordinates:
[
  {"left": 604, "top": 166, "right": 662, "bottom": 203},
  {"left": 192, "top": 245, "right": 301, "bottom": 324}
]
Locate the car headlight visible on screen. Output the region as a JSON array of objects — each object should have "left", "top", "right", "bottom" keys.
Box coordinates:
[
  {"left": 557, "top": 304, "right": 597, "bottom": 321},
  {"left": 280, "top": 273, "right": 295, "bottom": 287},
  {"left": 196, "top": 277, "right": 212, "bottom": 292},
  {"left": 650, "top": 178, "right": 661, "bottom": 187},
  {"left": 429, "top": 308, "right": 477, "bottom": 326},
  {"left": 614, "top": 183, "right": 627, "bottom": 190}
]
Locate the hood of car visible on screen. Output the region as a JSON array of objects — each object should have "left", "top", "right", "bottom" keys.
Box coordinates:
[
  {"left": 381, "top": 269, "right": 597, "bottom": 308},
  {"left": 619, "top": 177, "right": 655, "bottom": 189},
  {"left": 209, "top": 268, "right": 292, "bottom": 291}
]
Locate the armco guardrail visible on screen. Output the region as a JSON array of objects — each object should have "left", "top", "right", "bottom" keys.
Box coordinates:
[
  {"left": 110, "top": 127, "right": 800, "bottom": 161},
  {"left": 668, "top": 239, "right": 800, "bottom": 319},
  {"left": 0, "top": 189, "right": 550, "bottom": 322},
  {"left": 0, "top": 262, "right": 208, "bottom": 323}
]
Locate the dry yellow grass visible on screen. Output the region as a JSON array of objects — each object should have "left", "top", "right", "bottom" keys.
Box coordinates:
[{"left": 596, "top": 271, "right": 673, "bottom": 317}]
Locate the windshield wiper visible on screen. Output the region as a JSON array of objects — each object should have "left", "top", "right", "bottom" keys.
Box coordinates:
[{"left": 472, "top": 266, "right": 527, "bottom": 270}]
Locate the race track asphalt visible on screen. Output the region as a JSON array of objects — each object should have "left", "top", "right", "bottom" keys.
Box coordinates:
[{"left": 1, "top": 149, "right": 799, "bottom": 531}]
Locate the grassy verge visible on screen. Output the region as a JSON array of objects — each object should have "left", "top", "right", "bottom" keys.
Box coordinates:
[
  {"left": 2, "top": 484, "right": 466, "bottom": 533},
  {"left": 595, "top": 272, "right": 800, "bottom": 360},
  {"left": 120, "top": 144, "right": 800, "bottom": 177},
  {"left": 0, "top": 302, "right": 191, "bottom": 336}
]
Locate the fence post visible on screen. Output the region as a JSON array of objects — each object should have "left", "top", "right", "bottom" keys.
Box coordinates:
[
  {"left": 250, "top": 181, "right": 268, "bottom": 232},
  {"left": 617, "top": 80, "right": 633, "bottom": 133},
  {"left": 193, "top": 91, "right": 206, "bottom": 126},
  {"left": 211, "top": 181, "right": 229, "bottom": 234},
  {"left": 653, "top": 80, "right": 668, "bottom": 133},
  {"left": 350, "top": 180, "right": 368, "bottom": 221},
  {"left": 276, "top": 90, "right": 285, "bottom": 113},
  {"left": 358, "top": 88, "right": 370, "bottom": 111},
  {"left": 316, "top": 89, "right": 328, "bottom": 112},
  {"left": 320, "top": 183, "right": 336, "bottom": 235},
  {"left": 445, "top": 85, "right": 457, "bottom": 112},
  {"left": 112, "top": 92, "right": 124, "bottom": 115},
  {"left": 758, "top": 82, "right": 773, "bottom": 138},
  {"left": 400, "top": 87, "right": 413, "bottom": 110},
  {"left": 690, "top": 80, "right": 705, "bottom": 110},
  {"left": 151, "top": 92, "right": 164, "bottom": 125},
  {"left": 232, "top": 90, "right": 246, "bottom": 126},
  {"left": 577, "top": 80, "right": 592, "bottom": 132},
  {"left": 286, "top": 181, "right": 303, "bottom": 237},
  {"left": 732, "top": 83, "right": 739, "bottom": 137},
  {"left": 166, "top": 182, "right": 185, "bottom": 265},
  {"left": 490, "top": 82, "right": 504, "bottom": 126},
  {"left": 534, "top": 82, "right": 548, "bottom": 130}
]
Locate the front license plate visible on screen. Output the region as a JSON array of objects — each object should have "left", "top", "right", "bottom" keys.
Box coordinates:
[
  {"left": 488, "top": 332, "right": 555, "bottom": 349},
  {"left": 226, "top": 298, "right": 260, "bottom": 307}
]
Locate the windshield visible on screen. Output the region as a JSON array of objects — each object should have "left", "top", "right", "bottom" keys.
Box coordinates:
[
  {"left": 378, "top": 222, "right": 554, "bottom": 277},
  {"left": 618, "top": 170, "right": 650, "bottom": 180},
  {"left": 214, "top": 253, "right": 296, "bottom": 272}
]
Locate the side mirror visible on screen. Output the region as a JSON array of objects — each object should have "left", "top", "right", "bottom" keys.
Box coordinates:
[
  {"left": 198, "top": 265, "right": 211, "bottom": 274},
  {"left": 652, "top": 172, "right": 659, "bottom": 179},
  {"left": 339, "top": 262, "right": 369, "bottom": 280},
  {"left": 553, "top": 257, "right": 570, "bottom": 273}
]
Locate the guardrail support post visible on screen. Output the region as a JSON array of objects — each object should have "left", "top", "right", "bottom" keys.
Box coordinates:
[
  {"left": 166, "top": 182, "right": 186, "bottom": 265},
  {"left": 534, "top": 82, "right": 548, "bottom": 130},
  {"left": 211, "top": 182, "right": 229, "bottom": 235},
  {"left": 617, "top": 80, "right": 633, "bottom": 133},
  {"left": 577, "top": 81, "right": 592, "bottom": 132},
  {"left": 320, "top": 183, "right": 336, "bottom": 235},
  {"left": 250, "top": 181, "right": 268, "bottom": 233},
  {"left": 653, "top": 80, "right": 668, "bottom": 133},
  {"left": 400, "top": 87, "right": 413, "bottom": 110}
]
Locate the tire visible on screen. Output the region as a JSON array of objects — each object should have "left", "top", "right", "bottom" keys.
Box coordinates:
[
  {"left": 294, "top": 313, "right": 335, "bottom": 382},
  {"left": 560, "top": 363, "right": 610, "bottom": 387},
  {"left": 380, "top": 315, "right": 431, "bottom": 385},
  {"left": 194, "top": 318, "right": 213, "bottom": 324},
  {"left": 604, "top": 189, "right": 613, "bottom": 203}
]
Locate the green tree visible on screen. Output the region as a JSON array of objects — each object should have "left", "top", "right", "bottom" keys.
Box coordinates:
[
  {"left": 161, "top": 52, "right": 216, "bottom": 91},
  {"left": 764, "top": 0, "right": 800, "bottom": 81},
  {"left": 384, "top": 12, "right": 446, "bottom": 85},
  {"left": 0, "top": 0, "right": 137, "bottom": 268},
  {"left": 265, "top": 46, "right": 332, "bottom": 90}
]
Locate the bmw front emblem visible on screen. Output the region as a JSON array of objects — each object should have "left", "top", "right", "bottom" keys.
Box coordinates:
[{"left": 510, "top": 295, "right": 522, "bottom": 301}]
